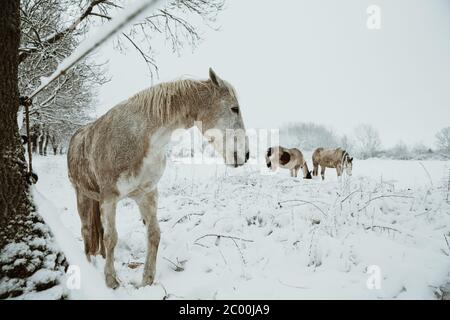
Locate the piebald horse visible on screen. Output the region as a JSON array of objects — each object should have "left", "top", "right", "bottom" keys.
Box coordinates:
[
  {"left": 266, "top": 146, "right": 312, "bottom": 179},
  {"left": 312, "top": 147, "right": 353, "bottom": 180},
  {"left": 68, "top": 69, "right": 249, "bottom": 288}
]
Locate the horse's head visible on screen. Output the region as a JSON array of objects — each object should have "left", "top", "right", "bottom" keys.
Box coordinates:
[
  {"left": 201, "top": 68, "right": 249, "bottom": 167},
  {"left": 266, "top": 147, "right": 273, "bottom": 168},
  {"left": 344, "top": 154, "right": 353, "bottom": 176}
]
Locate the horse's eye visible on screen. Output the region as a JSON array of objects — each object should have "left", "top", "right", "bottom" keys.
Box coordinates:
[{"left": 231, "top": 106, "right": 239, "bottom": 114}]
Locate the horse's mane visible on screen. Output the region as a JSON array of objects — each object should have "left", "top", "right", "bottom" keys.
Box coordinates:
[
  {"left": 128, "top": 77, "right": 237, "bottom": 123},
  {"left": 336, "top": 147, "right": 349, "bottom": 161}
]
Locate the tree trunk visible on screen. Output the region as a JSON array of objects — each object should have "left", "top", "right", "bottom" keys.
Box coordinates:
[
  {"left": 0, "top": 1, "right": 66, "bottom": 299},
  {"left": 0, "top": 0, "right": 29, "bottom": 243}
]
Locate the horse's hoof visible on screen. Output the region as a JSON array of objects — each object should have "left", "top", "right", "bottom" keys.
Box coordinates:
[
  {"left": 106, "top": 274, "right": 120, "bottom": 289},
  {"left": 141, "top": 276, "right": 155, "bottom": 287}
]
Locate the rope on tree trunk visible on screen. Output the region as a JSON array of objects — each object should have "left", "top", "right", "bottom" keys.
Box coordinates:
[{"left": 19, "top": 96, "right": 38, "bottom": 184}]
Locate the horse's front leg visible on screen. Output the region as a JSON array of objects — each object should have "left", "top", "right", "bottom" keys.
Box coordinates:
[
  {"left": 101, "top": 199, "right": 119, "bottom": 289},
  {"left": 134, "top": 189, "right": 160, "bottom": 287},
  {"left": 336, "top": 164, "right": 342, "bottom": 178},
  {"left": 293, "top": 166, "right": 299, "bottom": 178}
]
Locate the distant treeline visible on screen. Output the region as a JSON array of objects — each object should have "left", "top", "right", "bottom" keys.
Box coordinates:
[{"left": 280, "top": 122, "right": 450, "bottom": 160}]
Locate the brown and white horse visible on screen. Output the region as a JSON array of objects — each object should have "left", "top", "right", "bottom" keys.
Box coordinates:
[
  {"left": 68, "top": 68, "right": 249, "bottom": 288},
  {"left": 266, "top": 146, "right": 312, "bottom": 179},
  {"left": 312, "top": 147, "right": 353, "bottom": 180}
]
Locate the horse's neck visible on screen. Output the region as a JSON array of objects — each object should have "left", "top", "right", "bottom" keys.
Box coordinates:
[
  {"left": 302, "top": 162, "right": 310, "bottom": 176},
  {"left": 340, "top": 151, "right": 347, "bottom": 164},
  {"left": 145, "top": 101, "right": 207, "bottom": 149}
]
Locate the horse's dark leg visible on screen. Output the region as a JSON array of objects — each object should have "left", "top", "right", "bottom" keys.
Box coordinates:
[
  {"left": 321, "top": 166, "right": 326, "bottom": 180},
  {"left": 133, "top": 189, "right": 160, "bottom": 287}
]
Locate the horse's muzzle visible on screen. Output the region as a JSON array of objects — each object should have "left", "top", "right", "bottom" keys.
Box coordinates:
[{"left": 233, "top": 151, "right": 250, "bottom": 167}]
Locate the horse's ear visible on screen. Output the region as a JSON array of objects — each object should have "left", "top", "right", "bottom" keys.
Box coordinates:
[{"left": 209, "top": 67, "right": 222, "bottom": 87}]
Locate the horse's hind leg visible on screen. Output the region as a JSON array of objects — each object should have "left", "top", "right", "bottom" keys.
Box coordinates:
[
  {"left": 75, "top": 191, "right": 92, "bottom": 261},
  {"left": 134, "top": 189, "right": 160, "bottom": 287},
  {"left": 321, "top": 166, "right": 326, "bottom": 180},
  {"left": 313, "top": 162, "right": 319, "bottom": 176},
  {"left": 101, "top": 199, "right": 119, "bottom": 289},
  {"left": 76, "top": 191, "right": 105, "bottom": 262}
]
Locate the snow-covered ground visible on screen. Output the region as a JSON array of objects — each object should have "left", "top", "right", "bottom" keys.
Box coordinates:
[{"left": 29, "top": 155, "right": 450, "bottom": 299}]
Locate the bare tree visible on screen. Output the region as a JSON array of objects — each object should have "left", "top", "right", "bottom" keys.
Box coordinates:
[
  {"left": 386, "top": 141, "right": 411, "bottom": 160},
  {"left": 353, "top": 124, "right": 381, "bottom": 159},
  {"left": 19, "top": 0, "right": 109, "bottom": 154},
  {"left": 280, "top": 122, "right": 339, "bottom": 151},
  {"left": 340, "top": 134, "right": 353, "bottom": 154},
  {"left": 19, "top": 0, "right": 225, "bottom": 78},
  {"left": 436, "top": 127, "right": 450, "bottom": 158},
  {"left": 0, "top": 1, "right": 67, "bottom": 299}
]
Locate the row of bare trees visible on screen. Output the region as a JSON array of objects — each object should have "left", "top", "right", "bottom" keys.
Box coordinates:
[
  {"left": 281, "top": 123, "right": 450, "bottom": 160},
  {"left": 279, "top": 123, "right": 382, "bottom": 159},
  {"left": 18, "top": 0, "right": 108, "bottom": 152}
]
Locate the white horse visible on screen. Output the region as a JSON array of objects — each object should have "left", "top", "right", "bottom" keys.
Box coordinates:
[{"left": 68, "top": 68, "right": 249, "bottom": 288}]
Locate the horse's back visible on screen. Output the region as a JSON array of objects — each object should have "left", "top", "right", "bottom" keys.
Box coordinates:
[
  {"left": 312, "top": 147, "right": 324, "bottom": 160},
  {"left": 313, "top": 147, "right": 344, "bottom": 168},
  {"left": 289, "top": 148, "right": 305, "bottom": 166},
  {"left": 67, "top": 101, "right": 160, "bottom": 199}
]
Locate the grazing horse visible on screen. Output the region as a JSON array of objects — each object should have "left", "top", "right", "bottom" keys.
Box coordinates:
[
  {"left": 67, "top": 68, "right": 249, "bottom": 288},
  {"left": 266, "top": 146, "right": 312, "bottom": 179},
  {"left": 312, "top": 147, "right": 353, "bottom": 180}
]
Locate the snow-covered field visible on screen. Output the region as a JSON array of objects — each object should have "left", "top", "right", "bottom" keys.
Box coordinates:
[{"left": 30, "top": 155, "right": 450, "bottom": 299}]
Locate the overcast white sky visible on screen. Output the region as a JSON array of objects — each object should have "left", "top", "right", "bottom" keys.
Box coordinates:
[{"left": 96, "top": 0, "right": 450, "bottom": 148}]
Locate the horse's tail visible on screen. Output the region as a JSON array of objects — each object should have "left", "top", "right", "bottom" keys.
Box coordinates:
[{"left": 88, "top": 199, "right": 105, "bottom": 258}]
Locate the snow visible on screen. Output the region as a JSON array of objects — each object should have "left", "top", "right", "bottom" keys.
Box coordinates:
[
  {"left": 28, "top": 154, "right": 450, "bottom": 299},
  {"left": 31, "top": 187, "right": 114, "bottom": 299}
]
